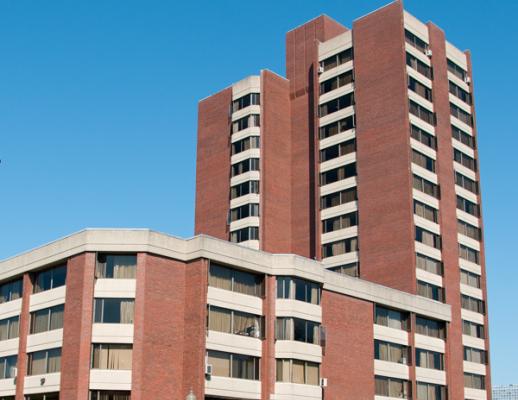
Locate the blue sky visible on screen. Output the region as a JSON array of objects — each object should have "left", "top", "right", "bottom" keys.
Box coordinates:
[{"left": 0, "top": 0, "right": 516, "bottom": 385}]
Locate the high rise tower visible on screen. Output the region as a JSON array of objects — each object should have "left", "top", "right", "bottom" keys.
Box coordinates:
[{"left": 196, "top": 1, "right": 491, "bottom": 398}]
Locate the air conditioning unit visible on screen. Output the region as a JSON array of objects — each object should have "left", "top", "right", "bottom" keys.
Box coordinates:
[
  {"left": 464, "top": 76, "right": 471, "bottom": 84},
  {"left": 425, "top": 49, "right": 433, "bottom": 57},
  {"left": 400, "top": 356, "right": 407, "bottom": 364},
  {"left": 320, "top": 377, "right": 328, "bottom": 387},
  {"left": 318, "top": 66, "right": 325, "bottom": 74},
  {"left": 205, "top": 364, "right": 213, "bottom": 376}
]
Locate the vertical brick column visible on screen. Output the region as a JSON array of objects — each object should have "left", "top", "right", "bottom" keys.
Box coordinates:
[
  {"left": 353, "top": 0, "right": 416, "bottom": 293},
  {"left": 260, "top": 71, "right": 292, "bottom": 254},
  {"left": 465, "top": 50, "right": 492, "bottom": 399},
  {"left": 132, "top": 253, "right": 207, "bottom": 399},
  {"left": 182, "top": 259, "right": 208, "bottom": 398},
  {"left": 408, "top": 314, "right": 417, "bottom": 399},
  {"left": 15, "top": 273, "right": 33, "bottom": 400},
  {"left": 60, "top": 252, "right": 96, "bottom": 400},
  {"left": 286, "top": 16, "right": 347, "bottom": 259},
  {"left": 321, "top": 291, "right": 374, "bottom": 399},
  {"left": 261, "top": 275, "right": 276, "bottom": 400},
  {"left": 427, "top": 23, "right": 464, "bottom": 399},
  {"left": 195, "top": 87, "right": 233, "bottom": 241}
]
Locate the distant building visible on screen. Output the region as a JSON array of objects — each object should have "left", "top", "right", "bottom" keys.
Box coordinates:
[{"left": 494, "top": 385, "right": 518, "bottom": 400}]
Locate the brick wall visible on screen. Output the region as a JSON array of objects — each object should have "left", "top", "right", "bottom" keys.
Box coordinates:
[{"left": 354, "top": 1, "right": 417, "bottom": 293}]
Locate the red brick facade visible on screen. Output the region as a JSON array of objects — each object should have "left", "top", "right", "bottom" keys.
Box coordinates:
[
  {"left": 195, "top": 87, "right": 233, "bottom": 241},
  {"left": 354, "top": 1, "right": 416, "bottom": 293},
  {"left": 15, "top": 273, "right": 33, "bottom": 400},
  {"left": 321, "top": 291, "right": 374, "bottom": 400},
  {"left": 60, "top": 253, "right": 96, "bottom": 400}
]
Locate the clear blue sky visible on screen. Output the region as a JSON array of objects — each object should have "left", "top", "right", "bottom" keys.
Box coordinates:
[{"left": 0, "top": 0, "right": 516, "bottom": 386}]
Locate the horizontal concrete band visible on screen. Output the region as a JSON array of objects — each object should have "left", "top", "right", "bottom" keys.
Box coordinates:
[{"left": 0, "top": 229, "right": 450, "bottom": 322}]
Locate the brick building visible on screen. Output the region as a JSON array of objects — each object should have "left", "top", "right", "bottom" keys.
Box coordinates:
[
  {"left": 195, "top": 1, "right": 490, "bottom": 399},
  {"left": 0, "top": 1, "right": 490, "bottom": 400}
]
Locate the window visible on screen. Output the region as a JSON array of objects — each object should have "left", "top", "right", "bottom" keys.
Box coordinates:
[
  {"left": 416, "top": 349, "right": 444, "bottom": 370},
  {"left": 0, "top": 279, "right": 22, "bottom": 304},
  {"left": 322, "top": 211, "right": 358, "bottom": 233},
  {"left": 320, "top": 187, "right": 357, "bottom": 209},
  {"left": 412, "top": 149, "right": 435, "bottom": 172},
  {"left": 328, "top": 262, "right": 359, "bottom": 277},
  {"left": 447, "top": 59, "right": 467, "bottom": 81},
  {"left": 462, "top": 320, "right": 485, "bottom": 339},
  {"left": 230, "top": 180, "right": 260, "bottom": 199},
  {"left": 464, "top": 346, "right": 487, "bottom": 364},
  {"left": 411, "top": 124, "right": 436, "bottom": 149},
  {"left": 230, "top": 227, "right": 259, "bottom": 243},
  {"left": 320, "top": 162, "right": 356, "bottom": 185},
  {"left": 415, "top": 226, "right": 441, "bottom": 250},
  {"left": 33, "top": 265, "right": 66, "bottom": 293},
  {"left": 413, "top": 175, "right": 440, "bottom": 198},
  {"left": 409, "top": 100, "right": 436, "bottom": 125},
  {"left": 92, "top": 344, "right": 132, "bottom": 370},
  {"left": 374, "top": 340, "right": 410, "bottom": 364},
  {"left": 452, "top": 125, "right": 475, "bottom": 148},
  {"left": 232, "top": 93, "right": 260, "bottom": 112},
  {"left": 320, "top": 139, "right": 356, "bottom": 162},
  {"left": 461, "top": 269, "right": 481, "bottom": 288},
  {"left": 458, "top": 220, "right": 481, "bottom": 241},
  {"left": 229, "top": 203, "right": 260, "bottom": 222},
  {"left": 406, "top": 53, "right": 433, "bottom": 79},
  {"left": 449, "top": 81, "right": 471, "bottom": 105},
  {"left": 319, "top": 115, "right": 355, "bottom": 139},
  {"left": 231, "top": 158, "right": 260, "bottom": 177},
  {"left": 319, "top": 93, "right": 355, "bottom": 117},
  {"left": 94, "top": 298, "right": 134, "bottom": 324},
  {"left": 275, "top": 317, "right": 320, "bottom": 344},
  {"left": 375, "top": 375, "right": 411, "bottom": 398},
  {"left": 231, "top": 136, "right": 260, "bottom": 155},
  {"left": 0, "top": 355, "right": 17, "bottom": 379},
  {"left": 461, "top": 294, "right": 485, "bottom": 314},
  {"left": 416, "top": 316, "right": 445, "bottom": 339},
  {"left": 459, "top": 244, "right": 480, "bottom": 264},
  {"left": 405, "top": 30, "right": 428, "bottom": 54},
  {"left": 374, "top": 306, "right": 409, "bottom": 331},
  {"left": 320, "top": 48, "right": 353, "bottom": 72},
  {"left": 414, "top": 200, "right": 438, "bottom": 223},
  {"left": 416, "top": 253, "right": 443, "bottom": 275},
  {"left": 455, "top": 172, "right": 478, "bottom": 194},
  {"left": 322, "top": 237, "right": 358, "bottom": 258},
  {"left": 450, "top": 103, "right": 472, "bottom": 126},
  {"left": 276, "top": 277, "right": 321, "bottom": 305},
  {"left": 96, "top": 254, "right": 136, "bottom": 279},
  {"left": 25, "top": 394, "right": 59, "bottom": 400},
  {"left": 90, "top": 391, "right": 131, "bottom": 400},
  {"left": 232, "top": 114, "right": 260, "bottom": 133},
  {"left": 457, "top": 196, "right": 479, "bottom": 217},
  {"left": 208, "top": 305, "right": 263, "bottom": 338},
  {"left": 276, "top": 359, "right": 319, "bottom": 385},
  {"left": 416, "top": 382, "right": 447, "bottom": 400},
  {"left": 209, "top": 263, "right": 264, "bottom": 297},
  {"left": 409, "top": 77, "right": 433, "bottom": 101},
  {"left": 27, "top": 348, "right": 61, "bottom": 375},
  {"left": 320, "top": 70, "right": 354, "bottom": 94},
  {"left": 207, "top": 350, "right": 260, "bottom": 380},
  {"left": 464, "top": 373, "right": 485, "bottom": 390},
  {"left": 30, "top": 304, "right": 64, "bottom": 334},
  {"left": 454, "top": 149, "right": 477, "bottom": 171},
  {"left": 417, "top": 280, "right": 444, "bottom": 302},
  {"left": 0, "top": 316, "right": 19, "bottom": 341}
]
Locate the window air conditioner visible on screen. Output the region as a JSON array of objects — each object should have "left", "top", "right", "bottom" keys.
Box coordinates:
[
  {"left": 318, "top": 66, "right": 325, "bottom": 74},
  {"left": 425, "top": 49, "right": 433, "bottom": 57},
  {"left": 400, "top": 356, "right": 407, "bottom": 364},
  {"left": 464, "top": 76, "right": 471, "bottom": 84},
  {"left": 320, "top": 377, "right": 328, "bottom": 387},
  {"left": 205, "top": 364, "right": 213, "bottom": 376}
]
